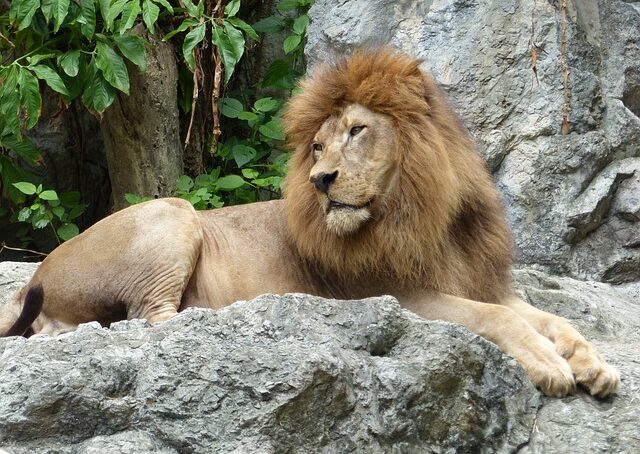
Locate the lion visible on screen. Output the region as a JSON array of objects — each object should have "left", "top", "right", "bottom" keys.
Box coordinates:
[{"left": 0, "top": 49, "right": 619, "bottom": 398}]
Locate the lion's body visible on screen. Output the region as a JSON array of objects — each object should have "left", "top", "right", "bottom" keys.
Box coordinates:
[{"left": 1, "top": 49, "right": 619, "bottom": 398}]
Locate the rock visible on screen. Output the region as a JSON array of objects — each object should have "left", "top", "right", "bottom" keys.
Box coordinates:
[
  {"left": 306, "top": 0, "right": 640, "bottom": 283},
  {"left": 513, "top": 268, "right": 640, "bottom": 453},
  {"left": 1, "top": 262, "right": 639, "bottom": 452},
  {"left": 0, "top": 263, "right": 538, "bottom": 452}
]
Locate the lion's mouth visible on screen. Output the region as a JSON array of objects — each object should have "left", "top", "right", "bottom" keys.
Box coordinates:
[{"left": 328, "top": 199, "right": 372, "bottom": 211}]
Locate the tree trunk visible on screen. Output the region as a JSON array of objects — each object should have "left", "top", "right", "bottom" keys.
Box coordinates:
[{"left": 101, "top": 26, "right": 183, "bottom": 211}]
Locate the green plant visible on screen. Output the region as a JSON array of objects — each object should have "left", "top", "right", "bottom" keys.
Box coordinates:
[
  {"left": 12, "top": 182, "right": 86, "bottom": 243},
  {"left": 0, "top": 0, "right": 314, "bottom": 247},
  {"left": 169, "top": 0, "right": 313, "bottom": 209},
  {"left": 1, "top": 0, "right": 175, "bottom": 244}
]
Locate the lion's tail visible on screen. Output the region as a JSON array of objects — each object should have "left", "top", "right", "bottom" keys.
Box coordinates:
[{"left": 2, "top": 284, "right": 44, "bottom": 337}]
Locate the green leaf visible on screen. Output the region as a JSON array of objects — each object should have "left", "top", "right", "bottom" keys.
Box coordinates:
[
  {"left": 182, "top": 22, "right": 206, "bottom": 72},
  {"left": 51, "top": 206, "right": 65, "bottom": 219},
  {"left": 18, "top": 207, "right": 32, "bottom": 222},
  {"left": 142, "top": 0, "right": 160, "bottom": 34},
  {"left": 237, "top": 111, "right": 258, "bottom": 121},
  {"left": 26, "top": 53, "right": 56, "bottom": 65},
  {"left": 41, "top": 0, "right": 55, "bottom": 21},
  {"left": 292, "top": 14, "right": 309, "bottom": 35},
  {"left": 242, "top": 168, "right": 259, "bottom": 179},
  {"left": 99, "top": 0, "right": 110, "bottom": 26},
  {"left": 232, "top": 144, "right": 256, "bottom": 167},
  {"left": 252, "top": 176, "right": 281, "bottom": 188},
  {"left": 39, "top": 189, "right": 58, "bottom": 200},
  {"left": 1, "top": 135, "right": 40, "bottom": 163},
  {"left": 252, "top": 16, "right": 285, "bottom": 34},
  {"left": 151, "top": 0, "right": 173, "bottom": 14},
  {"left": 105, "top": 0, "right": 128, "bottom": 31},
  {"left": 254, "top": 97, "right": 279, "bottom": 113},
  {"left": 33, "top": 214, "right": 52, "bottom": 229},
  {"left": 259, "top": 119, "right": 285, "bottom": 141},
  {"left": 18, "top": 68, "right": 42, "bottom": 129},
  {"left": 95, "top": 42, "right": 130, "bottom": 94},
  {"left": 219, "top": 97, "right": 243, "bottom": 118},
  {"left": 82, "top": 65, "right": 116, "bottom": 112},
  {"left": 260, "top": 59, "right": 290, "bottom": 88},
  {"left": 224, "top": 22, "right": 244, "bottom": 63},
  {"left": 119, "top": 0, "right": 141, "bottom": 34},
  {"left": 79, "top": 0, "right": 96, "bottom": 38},
  {"left": 57, "top": 223, "right": 79, "bottom": 241},
  {"left": 163, "top": 18, "right": 198, "bottom": 41},
  {"left": 215, "top": 174, "right": 246, "bottom": 190},
  {"left": 58, "top": 50, "right": 81, "bottom": 77},
  {"left": 276, "top": 0, "right": 298, "bottom": 13},
  {"left": 30, "top": 65, "right": 70, "bottom": 96},
  {"left": 124, "top": 193, "right": 151, "bottom": 205},
  {"left": 283, "top": 34, "right": 301, "bottom": 54},
  {"left": 176, "top": 175, "right": 194, "bottom": 192},
  {"left": 66, "top": 204, "right": 86, "bottom": 221},
  {"left": 114, "top": 34, "right": 147, "bottom": 71},
  {"left": 10, "top": 0, "right": 40, "bottom": 30},
  {"left": 13, "top": 182, "right": 37, "bottom": 195},
  {"left": 182, "top": 0, "right": 202, "bottom": 18},
  {"left": 226, "top": 17, "right": 259, "bottom": 42},
  {"left": 194, "top": 174, "right": 212, "bottom": 187},
  {"left": 53, "top": 0, "right": 70, "bottom": 32},
  {"left": 212, "top": 24, "right": 243, "bottom": 84},
  {"left": 0, "top": 94, "right": 21, "bottom": 137},
  {"left": 224, "top": 0, "right": 240, "bottom": 17}
]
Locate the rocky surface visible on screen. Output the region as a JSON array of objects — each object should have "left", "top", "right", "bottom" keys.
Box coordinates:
[
  {"left": 306, "top": 0, "right": 640, "bottom": 284},
  {"left": 1, "top": 262, "right": 639, "bottom": 452},
  {"left": 0, "top": 263, "right": 538, "bottom": 453}
]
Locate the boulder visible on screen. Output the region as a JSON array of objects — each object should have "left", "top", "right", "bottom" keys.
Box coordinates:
[
  {"left": 0, "top": 263, "right": 537, "bottom": 453},
  {"left": 1, "top": 262, "right": 639, "bottom": 452},
  {"left": 306, "top": 0, "right": 640, "bottom": 283}
]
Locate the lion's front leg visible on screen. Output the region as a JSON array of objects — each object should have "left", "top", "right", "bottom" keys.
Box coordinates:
[
  {"left": 403, "top": 293, "right": 576, "bottom": 397},
  {"left": 500, "top": 296, "right": 620, "bottom": 397}
]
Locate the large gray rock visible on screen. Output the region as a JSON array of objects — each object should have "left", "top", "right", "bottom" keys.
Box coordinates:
[
  {"left": 1, "top": 262, "right": 639, "bottom": 452},
  {"left": 0, "top": 263, "right": 537, "bottom": 453},
  {"left": 306, "top": 0, "right": 640, "bottom": 284}
]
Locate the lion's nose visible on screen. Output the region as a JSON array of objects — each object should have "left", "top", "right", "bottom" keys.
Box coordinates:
[{"left": 309, "top": 170, "right": 338, "bottom": 193}]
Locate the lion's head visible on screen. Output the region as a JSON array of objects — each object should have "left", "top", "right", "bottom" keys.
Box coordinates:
[{"left": 283, "top": 49, "right": 512, "bottom": 301}]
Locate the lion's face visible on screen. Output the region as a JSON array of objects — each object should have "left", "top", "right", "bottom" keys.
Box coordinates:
[{"left": 307, "top": 104, "right": 398, "bottom": 236}]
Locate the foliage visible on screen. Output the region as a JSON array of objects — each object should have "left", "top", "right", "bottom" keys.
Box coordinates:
[
  {"left": 12, "top": 182, "right": 86, "bottom": 242},
  {"left": 1, "top": 0, "right": 172, "bottom": 242},
  {"left": 168, "top": 0, "right": 312, "bottom": 208},
  {"left": 0, "top": 0, "right": 313, "bottom": 247}
]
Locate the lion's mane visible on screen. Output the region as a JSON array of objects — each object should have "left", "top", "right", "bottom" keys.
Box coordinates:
[{"left": 283, "top": 49, "right": 513, "bottom": 303}]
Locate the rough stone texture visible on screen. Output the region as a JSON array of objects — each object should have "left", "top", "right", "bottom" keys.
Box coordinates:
[
  {"left": 1, "top": 262, "right": 639, "bottom": 452},
  {"left": 306, "top": 0, "right": 640, "bottom": 284},
  {"left": 0, "top": 263, "right": 538, "bottom": 453},
  {"left": 512, "top": 268, "right": 640, "bottom": 453}
]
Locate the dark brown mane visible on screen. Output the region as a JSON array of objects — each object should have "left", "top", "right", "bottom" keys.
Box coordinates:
[{"left": 283, "top": 48, "right": 513, "bottom": 303}]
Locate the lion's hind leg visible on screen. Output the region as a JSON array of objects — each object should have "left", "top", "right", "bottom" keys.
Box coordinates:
[{"left": 501, "top": 296, "right": 620, "bottom": 397}]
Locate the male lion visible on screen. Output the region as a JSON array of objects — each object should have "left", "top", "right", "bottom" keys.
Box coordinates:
[{"left": 1, "top": 49, "right": 619, "bottom": 398}]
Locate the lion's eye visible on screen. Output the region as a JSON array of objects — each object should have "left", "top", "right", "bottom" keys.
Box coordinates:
[
  {"left": 312, "top": 142, "right": 323, "bottom": 152},
  {"left": 349, "top": 126, "right": 365, "bottom": 136}
]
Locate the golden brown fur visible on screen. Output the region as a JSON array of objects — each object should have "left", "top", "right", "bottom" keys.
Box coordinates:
[{"left": 284, "top": 49, "right": 512, "bottom": 302}]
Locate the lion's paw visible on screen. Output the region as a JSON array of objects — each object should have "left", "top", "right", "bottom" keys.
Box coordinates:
[
  {"left": 556, "top": 334, "right": 620, "bottom": 398},
  {"left": 513, "top": 334, "right": 576, "bottom": 398}
]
